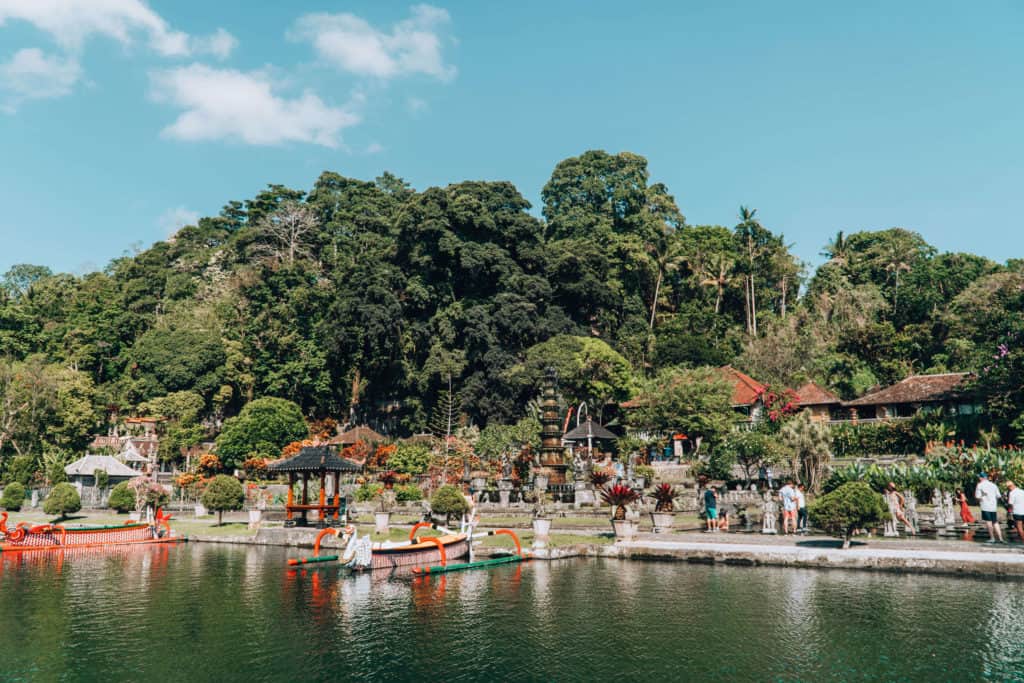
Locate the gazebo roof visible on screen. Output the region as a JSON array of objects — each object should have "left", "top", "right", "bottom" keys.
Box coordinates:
[
  {"left": 327, "top": 425, "right": 386, "bottom": 445},
  {"left": 562, "top": 418, "right": 618, "bottom": 442},
  {"left": 65, "top": 454, "right": 138, "bottom": 478},
  {"left": 266, "top": 446, "right": 363, "bottom": 473}
]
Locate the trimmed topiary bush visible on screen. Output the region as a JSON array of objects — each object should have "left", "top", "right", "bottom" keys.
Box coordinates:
[
  {"left": 429, "top": 485, "right": 468, "bottom": 524},
  {"left": 395, "top": 484, "right": 423, "bottom": 503},
  {"left": 2, "top": 482, "right": 26, "bottom": 511},
  {"left": 200, "top": 475, "right": 245, "bottom": 525},
  {"left": 107, "top": 482, "right": 136, "bottom": 513},
  {"left": 809, "top": 481, "right": 890, "bottom": 549},
  {"left": 43, "top": 483, "right": 81, "bottom": 520}
]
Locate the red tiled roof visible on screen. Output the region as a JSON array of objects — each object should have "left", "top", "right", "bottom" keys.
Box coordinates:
[
  {"left": 794, "top": 381, "right": 841, "bottom": 406},
  {"left": 844, "top": 373, "right": 970, "bottom": 407},
  {"left": 718, "top": 366, "right": 768, "bottom": 407}
]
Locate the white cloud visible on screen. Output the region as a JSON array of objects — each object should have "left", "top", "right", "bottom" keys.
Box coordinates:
[
  {"left": 190, "top": 28, "right": 237, "bottom": 60},
  {"left": 150, "top": 63, "right": 358, "bottom": 148},
  {"left": 0, "top": 0, "right": 236, "bottom": 58},
  {"left": 0, "top": 47, "right": 81, "bottom": 111},
  {"left": 365, "top": 142, "right": 384, "bottom": 154},
  {"left": 158, "top": 206, "right": 199, "bottom": 237},
  {"left": 290, "top": 4, "right": 455, "bottom": 81}
]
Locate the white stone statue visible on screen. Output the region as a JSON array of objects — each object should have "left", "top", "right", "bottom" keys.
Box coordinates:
[
  {"left": 883, "top": 491, "right": 900, "bottom": 537},
  {"left": 903, "top": 489, "right": 919, "bottom": 531},
  {"left": 761, "top": 491, "right": 778, "bottom": 534},
  {"left": 931, "top": 488, "right": 947, "bottom": 527},
  {"left": 943, "top": 491, "right": 956, "bottom": 527}
]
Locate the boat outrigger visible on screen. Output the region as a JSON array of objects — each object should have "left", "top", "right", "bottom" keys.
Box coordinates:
[
  {"left": 0, "top": 510, "right": 177, "bottom": 552},
  {"left": 287, "top": 520, "right": 529, "bottom": 573}
]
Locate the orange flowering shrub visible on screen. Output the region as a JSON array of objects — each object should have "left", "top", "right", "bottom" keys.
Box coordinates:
[
  {"left": 281, "top": 439, "right": 315, "bottom": 458},
  {"left": 342, "top": 440, "right": 372, "bottom": 465},
  {"left": 308, "top": 417, "right": 338, "bottom": 440},
  {"left": 243, "top": 457, "right": 268, "bottom": 478},
  {"left": 368, "top": 443, "right": 396, "bottom": 470},
  {"left": 198, "top": 454, "right": 222, "bottom": 477}
]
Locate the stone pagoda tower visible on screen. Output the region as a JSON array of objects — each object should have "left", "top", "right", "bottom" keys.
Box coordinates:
[{"left": 538, "top": 367, "right": 568, "bottom": 485}]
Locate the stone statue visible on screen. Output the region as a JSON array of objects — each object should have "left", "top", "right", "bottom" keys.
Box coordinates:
[
  {"left": 931, "top": 488, "right": 947, "bottom": 527},
  {"left": 761, "top": 491, "right": 778, "bottom": 534},
  {"left": 883, "top": 491, "right": 900, "bottom": 537},
  {"left": 943, "top": 491, "right": 955, "bottom": 527},
  {"left": 903, "top": 489, "right": 919, "bottom": 532},
  {"left": 501, "top": 454, "right": 513, "bottom": 479}
]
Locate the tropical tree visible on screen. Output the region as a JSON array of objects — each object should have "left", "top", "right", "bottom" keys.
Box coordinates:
[
  {"left": 781, "top": 411, "right": 832, "bottom": 493},
  {"left": 201, "top": 475, "right": 245, "bottom": 525},
  {"left": 629, "top": 367, "right": 734, "bottom": 454},
  {"left": 809, "top": 481, "right": 890, "bottom": 548},
  {"left": 215, "top": 397, "right": 308, "bottom": 469}
]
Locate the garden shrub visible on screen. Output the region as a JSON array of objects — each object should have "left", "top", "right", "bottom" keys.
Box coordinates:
[
  {"left": 395, "top": 484, "right": 423, "bottom": 503},
  {"left": 2, "top": 482, "right": 26, "bottom": 511},
  {"left": 429, "top": 485, "right": 468, "bottom": 522},
  {"left": 107, "top": 482, "right": 136, "bottom": 513},
  {"left": 387, "top": 443, "right": 433, "bottom": 475},
  {"left": 355, "top": 483, "right": 384, "bottom": 502},
  {"left": 43, "top": 483, "right": 81, "bottom": 520},
  {"left": 809, "top": 481, "right": 889, "bottom": 548},
  {"left": 200, "top": 475, "right": 245, "bottom": 525}
]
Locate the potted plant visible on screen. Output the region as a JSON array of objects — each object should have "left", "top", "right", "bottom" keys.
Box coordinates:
[
  {"left": 649, "top": 483, "right": 677, "bottom": 533},
  {"left": 602, "top": 484, "right": 641, "bottom": 540},
  {"left": 246, "top": 484, "right": 269, "bottom": 529},
  {"left": 531, "top": 490, "right": 552, "bottom": 548},
  {"left": 470, "top": 470, "right": 489, "bottom": 491},
  {"left": 634, "top": 465, "right": 655, "bottom": 490},
  {"left": 376, "top": 471, "right": 398, "bottom": 533}
]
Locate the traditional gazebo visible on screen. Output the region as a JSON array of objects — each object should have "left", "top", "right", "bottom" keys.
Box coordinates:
[
  {"left": 562, "top": 417, "right": 618, "bottom": 456},
  {"left": 267, "top": 446, "right": 363, "bottom": 527}
]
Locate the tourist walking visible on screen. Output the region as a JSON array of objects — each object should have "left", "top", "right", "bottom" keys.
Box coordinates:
[
  {"left": 885, "top": 482, "right": 917, "bottom": 534},
  {"left": 703, "top": 486, "right": 719, "bottom": 532},
  {"left": 975, "top": 472, "right": 1004, "bottom": 544},
  {"left": 796, "top": 484, "right": 808, "bottom": 533},
  {"left": 779, "top": 479, "right": 797, "bottom": 534},
  {"left": 1006, "top": 481, "right": 1024, "bottom": 543},
  {"left": 955, "top": 488, "right": 975, "bottom": 524},
  {"left": 758, "top": 465, "right": 767, "bottom": 491}
]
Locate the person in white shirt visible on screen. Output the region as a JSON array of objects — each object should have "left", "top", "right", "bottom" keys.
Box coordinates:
[
  {"left": 779, "top": 480, "right": 797, "bottom": 534},
  {"left": 974, "top": 472, "right": 1004, "bottom": 544},
  {"left": 795, "top": 484, "right": 808, "bottom": 532},
  {"left": 1006, "top": 480, "right": 1024, "bottom": 543}
]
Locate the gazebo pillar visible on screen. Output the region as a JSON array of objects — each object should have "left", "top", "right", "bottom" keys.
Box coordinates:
[
  {"left": 333, "top": 472, "right": 341, "bottom": 520},
  {"left": 319, "top": 469, "right": 327, "bottom": 525},
  {"left": 286, "top": 473, "right": 295, "bottom": 522}
]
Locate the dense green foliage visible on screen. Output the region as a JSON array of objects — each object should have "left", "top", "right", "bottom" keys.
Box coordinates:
[
  {"left": 107, "top": 481, "right": 135, "bottom": 512},
  {"left": 429, "top": 485, "right": 469, "bottom": 522},
  {"left": 809, "top": 481, "right": 890, "bottom": 548},
  {"left": 43, "top": 482, "right": 81, "bottom": 519},
  {"left": 200, "top": 475, "right": 245, "bottom": 525},
  {"left": 1, "top": 482, "right": 25, "bottom": 510},
  {"left": 214, "top": 397, "right": 308, "bottom": 468},
  {"left": 3, "top": 149, "right": 1024, "bottom": 480}
]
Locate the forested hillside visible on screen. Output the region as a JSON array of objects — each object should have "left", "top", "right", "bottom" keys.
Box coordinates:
[{"left": 2, "top": 149, "right": 1023, "bottom": 469}]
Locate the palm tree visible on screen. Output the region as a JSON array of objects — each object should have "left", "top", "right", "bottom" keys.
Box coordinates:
[
  {"left": 822, "top": 230, "right": 850, "bottom": 265},
  {"left": 646, "top": 231, "right": 686, "bottom": 330},
  {"left": 781, "top": 412, "right": 832, "bottom": 494},
  {"left": 699, "top": 254, "right": 735, "bottom": 314}
]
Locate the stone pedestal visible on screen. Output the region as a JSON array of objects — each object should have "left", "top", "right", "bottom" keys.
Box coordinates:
[
  {"left": 574, "top": 481, "right": 597, "bottom": 508},
  {"left": 532, "top": 518, "right": 551, "bottom": 549}
]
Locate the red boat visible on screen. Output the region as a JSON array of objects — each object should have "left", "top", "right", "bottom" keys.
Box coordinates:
[{"left": 0, "top": 510, "right": 176, "bottom": 552}]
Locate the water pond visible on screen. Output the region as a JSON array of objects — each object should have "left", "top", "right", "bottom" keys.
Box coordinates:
[{"left": 1, "top": 544, "right": 1022, "bottom": 681}]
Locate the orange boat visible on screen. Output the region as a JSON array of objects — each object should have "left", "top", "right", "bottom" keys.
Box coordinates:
[
  {"left": 289, "top": 521, "right": 471, "bottom": 571},
  {"left": 0, "top": 510, "right": 177, "bottom": 552}
]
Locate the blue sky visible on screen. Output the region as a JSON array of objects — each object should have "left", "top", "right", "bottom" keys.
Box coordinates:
[{"left": 1, "top": 1, "right": 1023, "bottom": 275}]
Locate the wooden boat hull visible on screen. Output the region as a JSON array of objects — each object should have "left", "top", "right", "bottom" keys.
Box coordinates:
[
  {"left": 367, "top": 534, "right": 469, "bottom": 571},
  {"left": 1, "top": 522, "right": 175, "bottom": 553}
]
